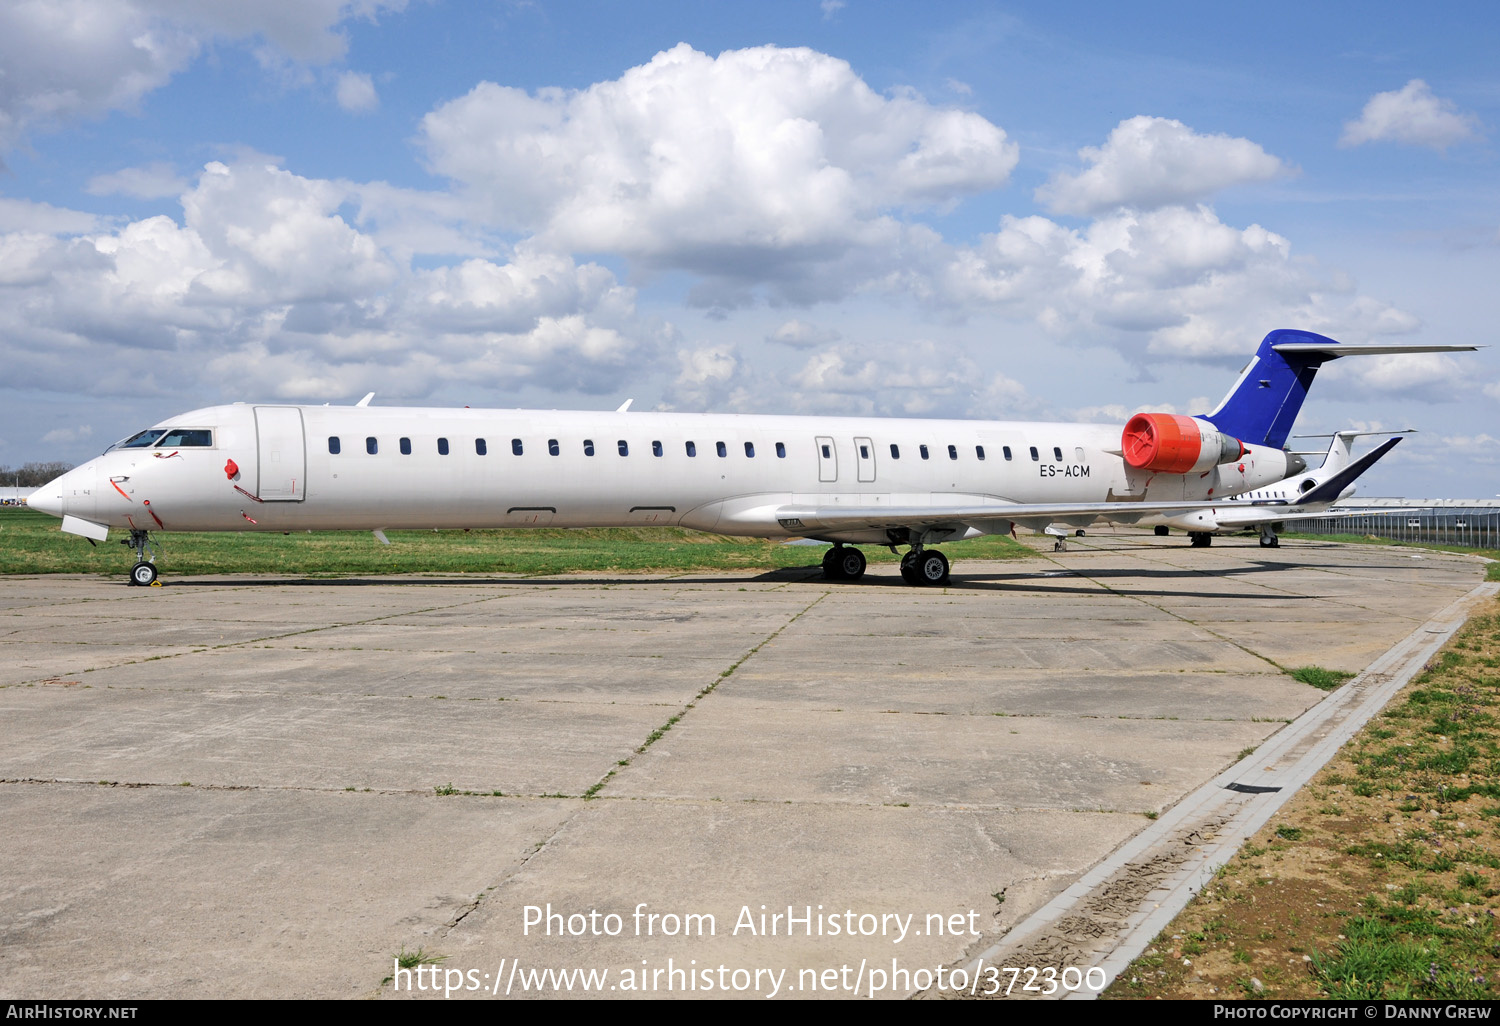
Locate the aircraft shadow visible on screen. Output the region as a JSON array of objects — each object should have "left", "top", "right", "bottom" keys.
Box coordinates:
[{"left": 150, "top": 557, "right": 1338, "bottom": 601}]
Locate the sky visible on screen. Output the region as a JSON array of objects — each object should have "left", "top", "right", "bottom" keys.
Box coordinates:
[{"left": 1, "top": 0, "right": 1497, "bottom": 497}]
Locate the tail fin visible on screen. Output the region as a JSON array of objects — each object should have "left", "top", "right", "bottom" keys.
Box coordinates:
[
  {"left": 1297, "top": 436, "right": 1402, "bottom": 506},
  {"left": 1199, "top": 329, "right": 1341, "bottom": 449}
]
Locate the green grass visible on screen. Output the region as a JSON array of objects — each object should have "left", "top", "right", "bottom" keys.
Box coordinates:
[
  {"left": 1291, "top": 665, "right": 1357, "bottom": 691},
  {"left": 0, "top": 507, "right": 1032, "bottom": 578}
]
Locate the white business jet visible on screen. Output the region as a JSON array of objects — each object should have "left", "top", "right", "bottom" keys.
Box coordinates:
[
  {"left": 28, "top": 330, "right": 1475, "bottom": 587},
  {"left": 1147, "top": 429, "right": 1415, "bottom": 548}
]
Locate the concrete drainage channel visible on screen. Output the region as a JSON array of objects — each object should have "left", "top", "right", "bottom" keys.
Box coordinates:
[{"left": 930, "top": 578, "right": 1500, "bottom": 1001}]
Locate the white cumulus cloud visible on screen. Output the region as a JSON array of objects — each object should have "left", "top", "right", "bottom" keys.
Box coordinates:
[
  {"left": 1036, "top": 116, "right": 1288, "bottom": 217},
  {"left": 419, "top": 43, "right": 1018, "bottom": 300},
  {"left": 1340, "top": 79, "right": 1481, "bottom": 151},
  {"left": 0, "top": 160, "right": 669, "bottom": 402}
]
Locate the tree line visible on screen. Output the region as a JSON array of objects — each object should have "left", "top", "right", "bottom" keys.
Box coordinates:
[{"left": 0, "top": 462, "right": 74, "bottom": 488}]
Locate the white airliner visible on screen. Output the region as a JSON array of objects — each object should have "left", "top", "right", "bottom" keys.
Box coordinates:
[
  {"left": 28, "top": 330, "right": 1475, "bottom": 587},
  {"left": 1147, "top": 429, "right": 1414, "bottom": 548}
]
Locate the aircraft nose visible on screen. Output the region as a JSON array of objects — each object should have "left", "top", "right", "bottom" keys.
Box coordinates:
[{"left": 28, "top": 478, "right": 66, "bottom": 518}]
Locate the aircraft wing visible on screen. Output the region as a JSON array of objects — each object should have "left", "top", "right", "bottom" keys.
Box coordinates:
[
  {"left": 773, "top": 498, "right": 1280, "bottom": 534},
  {"left": 1203, "top": 504, "right": 1418, "bottom": 529}
]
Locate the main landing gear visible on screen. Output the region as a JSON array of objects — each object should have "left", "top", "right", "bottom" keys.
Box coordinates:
[
  {"left": 1188, "top": 531, "right": 1213, "bottom": 548},
  {"left": 900, "top": 547, "right": 950, "bottom": 586},
  {"left": 124, "top": 529, "right": 159, "bottom": 586},
  {"left": 821, "top": 544, "right": 867, "bottom": 581},
  {"left": 1259, "top": 524, "right": 1281, "bottom": 548},
  {"left": 820, "top": 544, "right": 951, "bottom": 587}
]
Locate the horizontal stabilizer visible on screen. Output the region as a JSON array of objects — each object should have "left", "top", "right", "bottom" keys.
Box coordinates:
[{"left": 1271, "top": 343, "right": 1479, "bottom": 357}]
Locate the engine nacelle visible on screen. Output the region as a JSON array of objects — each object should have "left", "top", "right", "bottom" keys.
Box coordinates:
[{"left": 1122, "top": 414, "right": 1247, "bottom": 475}]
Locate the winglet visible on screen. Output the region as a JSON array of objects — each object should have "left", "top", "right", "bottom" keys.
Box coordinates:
[{"left": 356, "top": 393, "right": 375, "bottom": 408}]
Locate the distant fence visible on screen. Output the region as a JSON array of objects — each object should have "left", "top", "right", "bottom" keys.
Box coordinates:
[{"left": 1295, "top": 508, "right": 1500, "bottom": 549}]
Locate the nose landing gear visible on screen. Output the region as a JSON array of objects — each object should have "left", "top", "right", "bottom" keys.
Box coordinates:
[{"left": 123, "top": 529, "right": 159, "bottom": 586}]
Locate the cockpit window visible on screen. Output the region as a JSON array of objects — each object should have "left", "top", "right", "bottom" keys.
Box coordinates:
[
  {"left": 114, "top": 429, "right": 167, "bottom": 450},
  {"left": 156, "top": 429, "right": 213, "bottom": 447}
]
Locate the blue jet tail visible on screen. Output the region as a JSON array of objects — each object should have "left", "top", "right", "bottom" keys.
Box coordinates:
[{"left": 1199, "top": 329, "right": 1343, "bottom": 449}]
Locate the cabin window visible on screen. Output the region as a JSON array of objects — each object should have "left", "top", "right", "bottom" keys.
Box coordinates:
[
  {"left": 1029, "top": 446, "right": 1038, "bottom": 461},
  {"left": 920, "top": 444, "right": 930, "bottom": 460},
  {"left": 328, "top": 436, "right": 341, "bottom": 455},
  {"left": 947, "top": 444, "right": 958, "bottom": 461},
  {"left": 716, "top": 441, "right": 727, "bottom": 458},
  {"left": 512, "top": 438, "right": 523, "bottom": 456},
  {"left": 976, "top": 445, "right": 986, "bottom": 461},
  {"left": 1053, "top": 446, "right": 1063, "bottom": 461},
  {"left": 475, "top": 438, "right": 487, "bottom": 456},
  {"left": 652, "top": 440, "right": 663, "bottom": 457},
  {"left": 400, "top": 437, "right": 412, "bottom": 455},
  {"left": 821, "top": 444, "right": 831, "bottom": 458},
  {"left": 776, "top": 442, "right": 786, "bottom": 458},
  {"left": 618, "top": 440, "right": 629, "bottom": 456},
  {"left": 1003, "top": 446, "right": 1013, "bottom": 461},
  {"left": 583, "top": 439, "right": 595, "bottom": 456},
  {"left": 745, "top": 441, "right": 755, "bottom": 457},
  {"left": 859, "top": 444, "right": 870, "bottom": 460},
  {"left": 686, "top": 441, "right": 697, "bottom": 457},
  {"left": 366, "top": 437, "right": 378, "bottom": 455},
  {"left": 548, "top": 439, "right": 559, "bottom": 456},
  {"left": 438, "top": 438, "right": 449, "bottom": 455},
  {"left": 156, "top": 429, "right": 213, "bottom": 447},
  {"left": 890, "top": 444, "right": 900, "bottom": 459}
]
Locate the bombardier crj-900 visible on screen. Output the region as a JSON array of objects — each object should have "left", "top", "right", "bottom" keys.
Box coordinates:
[{"left": 30, "top": 330, "right": 1475, "bottom": 588}]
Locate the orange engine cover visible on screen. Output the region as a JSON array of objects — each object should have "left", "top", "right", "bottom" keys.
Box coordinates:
[{"left": 1122, "top": 413, "right": 1244, "bottom": 475}]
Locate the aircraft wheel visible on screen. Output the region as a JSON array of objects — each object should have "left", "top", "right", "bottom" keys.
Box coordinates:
[
  {"left": 915, "top": 550, "right": 950, "bottom": 586},
  {"left": 836, "top": 547, "right": 867, "bottom": 581},
  {"left": 1260, "top": 536, "right": 1279, "bottom": 548},
  {"left": 130, "top": 561, "right": 158, "bottom": 587},
  {"left": 1154, "top": 525, "right": 1169, "bottom": 537},
  {"left": 899, "top": 551, "right": 919, "bottom": 585},
  {"left": 1189, "top": 532, "right": 1212, "bottom": 548},
  {"left": 821, "top": 547, "right": 844, "bottom": 580}
]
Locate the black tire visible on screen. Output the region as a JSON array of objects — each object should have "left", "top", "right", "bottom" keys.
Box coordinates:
[
  {"left": 821, "top": 548, "right": 844, "bottom": 579},
  {"left": 130, "top": 561, "right": 158, "bottom": 587},
  {"left": 1154, "top": 525, "right": 1169, "bottom": 537},
  {"left": 837, "top": 547, "right": 867, "bottom": 581},
  {"left": 916, "top": 550, "right": 949, "bottom": 586}
]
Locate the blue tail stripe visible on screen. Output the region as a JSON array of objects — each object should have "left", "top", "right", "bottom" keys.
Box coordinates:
[{"left": 1200, "top": 329, "right": 1341, "bottom": 449}]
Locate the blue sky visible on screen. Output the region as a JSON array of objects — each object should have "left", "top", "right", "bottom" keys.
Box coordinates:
[{"left": 1, "top": 0, "right": 1496, "bottom": 497}]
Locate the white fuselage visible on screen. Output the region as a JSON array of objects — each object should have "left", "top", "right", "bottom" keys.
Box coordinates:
[{"left": 38, "top": 403, "right": 1296, "bottom": 543}]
